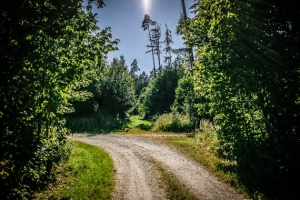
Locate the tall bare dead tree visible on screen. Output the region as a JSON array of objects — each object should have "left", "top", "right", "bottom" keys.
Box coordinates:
[
  {"left": 150, "top": 24, "right": 162, "bottom": 69},
  {"left": 142, "top": 14, "right": 157, "bottom": 75}
]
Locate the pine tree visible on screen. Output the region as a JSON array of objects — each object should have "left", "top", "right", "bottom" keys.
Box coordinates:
[
  {"left": 163, "top": 24, "right": 173, "bottom": 67},
  {"left": 149, "top": 66, "right": 157, "bottom": 79},
  {"left": 130, "top": 59, "right": 140, "bottom": 76}
]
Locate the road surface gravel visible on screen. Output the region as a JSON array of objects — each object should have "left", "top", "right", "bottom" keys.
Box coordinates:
[{"left": 71, "top": 134, "right": 244, "bottom": 200}]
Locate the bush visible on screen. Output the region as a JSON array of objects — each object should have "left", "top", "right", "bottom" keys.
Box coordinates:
[{"left": 0, "top": 127, "right": 70, "bottom": 199}]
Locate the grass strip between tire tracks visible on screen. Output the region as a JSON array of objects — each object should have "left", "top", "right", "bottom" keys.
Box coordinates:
[{"left": 149, "top": 157, "right": 198, "bottom": 200}]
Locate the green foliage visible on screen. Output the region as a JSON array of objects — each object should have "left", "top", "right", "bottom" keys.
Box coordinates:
[
  {"left": 152, "top": 113, "right": 192, "bottom": 133},
  {"left": 124, "top": 115, "right": 153, "bottom": 132},
  {"left": 0, "top": 0, "right": 118, "bottom": 198},
  {"left": 133, "top": 71, "right": 150, "bottom": 97},
  {"left": 94, "top": 56, "right": 136, "bottom": 118},
  {"left": 138, "top": 66, "right": 184, "bottom": 118},
  {"left": 65, "top": 113, "right": 128, "bottom": 133},
  {"left": 128, "top": 59, "right": 150, "bottom": 98},
  {"left": 173, "top": 75, "right": 211, "bottom": 122},
  {"left": 65, "top": 56, "right": 135, "bottom": 133},
  {"left": 194, "top": 120, "right": 219, "bottom": 151},
  {"left": 34, "top": 140, "right": 115, "bottom": 200},
  {"left": 179, "top": 0, "right": 300, "bottom": 198}
]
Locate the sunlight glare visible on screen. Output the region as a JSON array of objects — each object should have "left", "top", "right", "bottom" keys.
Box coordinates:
[{"left": 143, "top": 0, "right": 149, "bottom": 13}]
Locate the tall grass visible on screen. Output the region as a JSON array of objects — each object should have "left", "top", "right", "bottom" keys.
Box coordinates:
[
  {"left": 152, "top": 113, "right": 192, "bottom": 132},
  {"left": 34, "top": 140, "right": 115, "bottom": 200},
  {"left": 194, "top": 119, "right": 219, "bottom": 152}
]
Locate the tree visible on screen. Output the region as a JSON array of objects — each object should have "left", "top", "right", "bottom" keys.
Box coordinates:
[
  {"left": 130, "top": 59, "right": 140, "bottom": 76},
  {"left": 142, "top": 15, "right": 163, "bottom": 75},
  {"left": 150, "top": 24, "right": 162, "bottom": 68},
  {"left": 142, "top": 14, "right": 157, "bottom": 70},
  {"left": 171, "top": 48, "right": 190, "bottom": 68},
  {"left": 94, "top": 56, "right": 135, "bottom": 118},
  {"left": 129, "top": 60, "right": 150, "bottom": 97},
  {"left": 177, "top": 0, "right": 194, "bottom": 65},
  {"left": 173, "top": 75, "right": 210, "bottom": 122},
  {"left": 149, "top": 66, "right": 157, "bottom": 79},
  {"left": 179, "top": 0, "right": 300, "bottom": 198},
  {"left": 132, "top": 71, "right": 150, "bottom": 97},
  {"left": 119, "top": 55, "right": 128, "bottom": 71},
  {"left": 138, "top": 64, "right": 184, "bottom": 118},
  {"left": 163, "top": 24, "right": 173, "bottom": 67},
  {"left": 0, "top": 0, "right": 118, "bottom": 198}
]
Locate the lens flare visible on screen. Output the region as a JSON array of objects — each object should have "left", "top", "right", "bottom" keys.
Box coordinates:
[{"left": 143, "top": 0, "right": 149, "bottom": 13}]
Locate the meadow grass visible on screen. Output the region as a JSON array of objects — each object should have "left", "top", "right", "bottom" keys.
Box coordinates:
[
  {"left": 122, "top": 115, "right": 153, "bottom": 132},
  {"left": 34, "top": 140, "right": 115, "bottom": 200},
  {"left": 152, "top": 113, "right": 192, "bottom": 132},
  {"left": 128, "top": 115, "right": 152, "bottom": 128}
]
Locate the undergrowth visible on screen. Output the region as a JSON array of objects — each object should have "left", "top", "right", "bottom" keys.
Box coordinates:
[{"left": 65, "top": 113, "right": 128, "bottom": 133}]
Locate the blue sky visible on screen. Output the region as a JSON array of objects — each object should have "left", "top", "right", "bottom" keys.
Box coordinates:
[{"left": 95, "top": 0, "right": 194, "bottom": 74}]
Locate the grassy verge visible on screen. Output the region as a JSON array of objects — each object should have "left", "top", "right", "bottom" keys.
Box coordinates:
[
  {"left": 149, "top": 158, "right": 197, "bottom": 200},
  {"left": 34, "top": 140, "right": 115, "bottom": 200}
]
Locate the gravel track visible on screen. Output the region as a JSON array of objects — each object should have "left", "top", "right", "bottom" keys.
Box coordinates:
[{"left": 71, "top": 134, "right": 244, "bottom": 200}]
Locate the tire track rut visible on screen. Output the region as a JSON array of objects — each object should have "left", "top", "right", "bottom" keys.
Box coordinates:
[{"left": 71, "top": 134, "right": 243, "bottom": 200}]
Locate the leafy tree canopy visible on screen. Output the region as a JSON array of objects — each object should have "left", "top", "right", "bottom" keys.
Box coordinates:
[
  {"left": 138, "top": 61, "right": 184, "bottom": 118},
  {"left": 179, "top": 0, "right": 300, "bottom": 198},
  {"left": 94, "top": 56, "right": 135, "bottom": 118},
  {"left": 0, "top": 0, "right": 118, "bottom": 198}
]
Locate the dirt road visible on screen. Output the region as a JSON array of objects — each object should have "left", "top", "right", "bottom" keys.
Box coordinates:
[{"left": 71, "top": 134, "right": 243, "bottom": 200}]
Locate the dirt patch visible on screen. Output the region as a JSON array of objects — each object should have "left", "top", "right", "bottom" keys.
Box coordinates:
[{"left": 71, "top": 134, "right": 244, "bottom": 200}]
